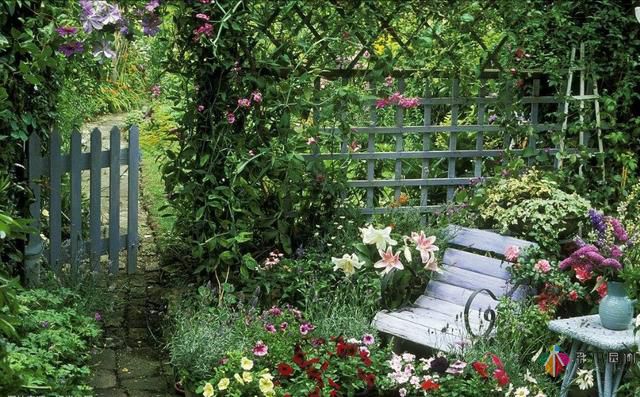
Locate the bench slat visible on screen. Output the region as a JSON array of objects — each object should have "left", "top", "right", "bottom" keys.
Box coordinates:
[
  {"left": 425, "top": 280, "right": 499, "bottom": 310},
  {"left": 435, "top": 266, "right": 513, "bottom": 296},
  {"left": 373, "top": 311, "right": 467, "bottom": 353},
  {"left": 442, "top": 248, "right": 511, "bottom": 280},
  {"left": 444, "top": 225, "right": 537, "bottom": 256}
]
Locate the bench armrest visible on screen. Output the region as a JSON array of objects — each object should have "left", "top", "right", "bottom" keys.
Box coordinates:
[{"left": 463, "top": 288, "right": 499, "bottom": 338}]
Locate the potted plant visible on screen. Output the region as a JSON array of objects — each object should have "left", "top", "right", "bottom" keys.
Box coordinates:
[{"left": 559, "top": 209, "right": 637, "bottom": 330}]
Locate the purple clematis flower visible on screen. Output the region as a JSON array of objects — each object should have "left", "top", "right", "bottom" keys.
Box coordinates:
[
  {"left": 58, "top": 41, "right": 84, "bottom": 57},
  {"left": 141, "top": 13, "right": 161, "bottom": 36},
  {"left": 56, "top": 26, "right": 78, "bottom": 36},
  {"left": 145, "top": 0, "right": 160, "bottom": 12},
  {"left": 92, "top": 40, "right": 116, "bottom": 59}
]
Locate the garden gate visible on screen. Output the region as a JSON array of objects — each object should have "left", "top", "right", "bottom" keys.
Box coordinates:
[{"left": 24, "top": 127, "right": 140, "bottom": 283}]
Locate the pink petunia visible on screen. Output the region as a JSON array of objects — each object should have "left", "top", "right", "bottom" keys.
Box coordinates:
[
  {"left": 362, "top": 334, "right": 375, "bottom": 346},
  {"left": 299, "top": 322, "right": 315, "bottom": 335},
  {"left": 252, "top": 340, "right": 268, "bottom": 356}
]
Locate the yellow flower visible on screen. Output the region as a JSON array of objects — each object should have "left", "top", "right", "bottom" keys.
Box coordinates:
[
  {"left": 234, "top": 373, "right": 244, "bottom": 385},
  {"left": 241, "top": 357, "right": 254, "bottom": 371},
  {"left": 242, "top": 371, "right": 253, "bottom": 383},
  {"left": 258, "top": 377, "right": 274, "bottom": 395},
  {"left": 202, "top": 382, "right": 215, "bottom": 397},
  {"left": 217, "top": 377, "right": 230, "bottom": 390},
  {"left": 260, "top": 371, "right": 273, "bottom": 381}
]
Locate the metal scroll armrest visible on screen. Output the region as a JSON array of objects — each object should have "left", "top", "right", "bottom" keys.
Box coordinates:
[{"left": 463, "top": 288, "right": 500, "bottom": 338}]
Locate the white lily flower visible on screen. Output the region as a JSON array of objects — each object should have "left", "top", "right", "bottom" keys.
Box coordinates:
[
  {"left": 360, "top": 224, "right": 397, "bottom": 250},
  {"left": 331, "top": 253, "right": 364, "bottom": 276}
]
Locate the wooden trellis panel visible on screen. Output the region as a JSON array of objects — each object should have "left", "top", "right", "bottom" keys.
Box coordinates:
[{"left": 306, "top": 72, "right": 566, "bottom": 216}]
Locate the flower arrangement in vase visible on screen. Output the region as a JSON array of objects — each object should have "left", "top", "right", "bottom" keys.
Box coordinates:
[{"left": 559, "top": 209, "right": 636, "bottom": 330}]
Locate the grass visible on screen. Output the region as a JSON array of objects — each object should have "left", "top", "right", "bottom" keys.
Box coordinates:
[{"left": 130, "top": 103, "right": 178, "bottom": 237}]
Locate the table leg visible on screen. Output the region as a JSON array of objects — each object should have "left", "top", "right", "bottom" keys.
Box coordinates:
[
  {"left": 560, "top": 341, "right": 581, "bottom": 397},
  {"left": 611, "top": 361, "right": 627, "bottom": 397},
  {"left": 594, "top": 352, "right": 603, "bottom": 396},
  {"left": 604, "top": 361, "right": 612, "bottom": 397}
]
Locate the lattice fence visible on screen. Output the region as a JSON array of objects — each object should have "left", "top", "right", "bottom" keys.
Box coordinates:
[{"left": 305, "top": 70, "right": 572, "bottom": 215}]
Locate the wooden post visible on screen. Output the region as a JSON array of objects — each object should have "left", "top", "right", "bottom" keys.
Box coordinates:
[
  {"left": 127, "top": 126, "right": 139, "bottom": 274},
  {"left": 70, "top": 130, "right": 82, "bottom": 277},
  {"left": 90, "top": 128, "right": 102, "bottom": 272},
  {"left": 447, "top": 79, "right": 460, "bottom": 202},
  {"left": 109, "top": 127, "right": 121, "bottom": 274},
  {"left": 394, "top": 78, "right": 405, "bottom": 202},
  {"left": 25, "top": 133, "right": 43, "bottom": 285},
  {"left": 49, "top": 132, "right": 62, "bottom": 273}
]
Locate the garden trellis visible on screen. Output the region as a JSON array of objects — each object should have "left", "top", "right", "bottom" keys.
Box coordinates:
[{"left": 306, "top": 69, "right": 570, "bottom": 215}]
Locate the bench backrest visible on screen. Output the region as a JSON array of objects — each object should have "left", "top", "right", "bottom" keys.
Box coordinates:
[{"left": 425, "top": 225, "right": 537, "bottom": 310}]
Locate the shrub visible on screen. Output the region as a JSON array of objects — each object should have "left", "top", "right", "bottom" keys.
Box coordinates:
[{"left": 459, "top": 169, "right": 590, "bottom": 253}]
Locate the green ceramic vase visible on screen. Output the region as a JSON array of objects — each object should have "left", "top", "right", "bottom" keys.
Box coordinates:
[{"left": 598, "top": 281, "right": 636, "bottom": 330}]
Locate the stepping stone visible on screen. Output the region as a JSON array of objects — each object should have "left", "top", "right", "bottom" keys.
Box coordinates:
[
  {"left": 91, "top": 369, "right": 117, "bottom": 389},
  {"left": 121, "top": 376, "right": 167, "bottom": 392},
  {"left": 95, "top": 388, "right": 128, "bottom": 397},
  {"left": 117, "top": 348, "right": 161, "bottom": 379},
  {"left": 90, "top": 349, "right": 117, "bottom": 370}
]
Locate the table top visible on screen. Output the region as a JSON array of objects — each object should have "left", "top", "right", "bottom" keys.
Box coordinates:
[{"left": 548, "top": 315, "right": 638, "bottom": 351}]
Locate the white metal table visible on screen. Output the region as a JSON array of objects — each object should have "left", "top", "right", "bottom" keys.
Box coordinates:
[{"left": 549, "top": 315, "right": 637, "bottom": 397}]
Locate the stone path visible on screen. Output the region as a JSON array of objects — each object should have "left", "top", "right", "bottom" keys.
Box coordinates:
[{"left": 86, "top": 114, "right": 176, "bottom": 397}]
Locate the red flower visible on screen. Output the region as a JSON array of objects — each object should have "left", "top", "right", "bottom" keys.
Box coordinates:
[
  {"left": 568, "top": 290, "right": 579, "bottom": 301},
  {"left": 336, "top": 341, "right": 358, "bottom": 357},
  {"left": 421, "top": 379, "right": 440, "bottom": 391},
  {"left": 277, "top": 363, "right": 294, "bottom": 377},
  {"left": 472, "top": 361, "right": 489, "bottom": 378},
  {"left": 494, "top": 368, "right": 510, "bottom": 386},
  {"left": 362, "top": 372, "right": 375, "bottom": 389},
  {"left": 328, "top": 378, "right": 341, "bottom": 390},
  {"left": 308, "top": 387, "right": 321, "bottom": 397},
  {"left": 329, "top": 391, "right": 338, "bottom": 397},
  {"left": 360, "top": 350, "right": 372, "bottom": 367},
  {"left": 321, "top": 360, "right": 329, "bottom": 372},
  {"left": 293, "top": 345, "right": 306, "bottom": 367},
  {"left": 302, "top": 358, "right": 320, "bottom": 368},
  {"left": 491, "top": 354, "right": 504, "bottom": 369}
]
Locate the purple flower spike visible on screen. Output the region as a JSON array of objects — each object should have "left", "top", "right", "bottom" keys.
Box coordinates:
[
  {"left": 573, "top": 245, "right": 599, "bottom": 257},
  {"left": 589, "top": 209, "right": 607, "bottom": 236},
  {"left": 559, "top": 257, "right": 574, "bottom": 270},
  {"left": 609, "top": 218, "right": 629, "bottom": 242},
  {"left": 584, "top": 251, "right": 605, "bottom": 264},
  {"left": 601, "top": 258, "right": 622, "bottom": 270}
]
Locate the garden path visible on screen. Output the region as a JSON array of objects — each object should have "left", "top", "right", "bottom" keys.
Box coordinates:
[{"left": 85, "top": 114, "right": 176, "bottom": 397}]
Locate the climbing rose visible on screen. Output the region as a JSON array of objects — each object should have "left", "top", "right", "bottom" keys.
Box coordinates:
[
  {"left": 197, "top": 105, "right": 205, "bottom": 112},
  {"left": 226, "top": 112, "right": 235, "bottom": 124},
  {"left": 251, "top": 91, "right": 263, "bottom": 103},
  {"left": 195, "top": 13, "right": 209, "bottom": 20},
  {"left": 568, "top": 290, "right": 579, "bottom": 301},
  {"left": 237, "top": 98, "right": 251, "bottom": 108}
]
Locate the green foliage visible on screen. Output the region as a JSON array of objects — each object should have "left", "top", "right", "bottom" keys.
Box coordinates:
[
  {"left": 1, "top": 285, "right": 101, "bottom": 395},
  {"left": 458, "top": 169, "right": 590, "bottom": 253}
]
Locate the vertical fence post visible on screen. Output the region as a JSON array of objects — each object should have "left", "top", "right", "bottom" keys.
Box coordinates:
[
  {"left": 367, "top": 81, "right": 376, "bottom": 217},
  {"left": 394, "top": 78, "right": 405, "bottom": 202},
  {"left": 127, "top": 126, "right": 139, "bottom": 274},
  {"left": 90, "top": 128, "right": 102, "bottom": 273},
  {"left": 70, "top": 130, "right": 82, "bottom": 277},
  {"left": 109, "top": 127, "right": 121, "bottom": 274},
  {"left": 475, "top": 81, "right": 486, "bottom": 178},
  {"left": 529, "top": 79, "right": 540, "bottom": 166},
  {"left": 421, "top": 82, "right": 432, "bottom": 226},
  {"left": 25, "top": 133, "right": 43, "bottom": 285},
  {"left": 447, "top": 78, "right": 460, "bottom": 202},
  {"left": 49, "top": 132, "right": 62, "bottom": 274}
]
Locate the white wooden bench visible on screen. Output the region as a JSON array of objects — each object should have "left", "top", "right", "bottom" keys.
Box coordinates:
[{"left": 372, "top": 224, "right": 537, "bottom": 352}]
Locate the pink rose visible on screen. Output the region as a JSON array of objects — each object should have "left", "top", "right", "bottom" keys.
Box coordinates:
[
  {"left": 534, "top": 259, "right": 551, "bottom": 273},
  {"left": 504, "top": 245, "right": 520, "bottom": 262}
]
